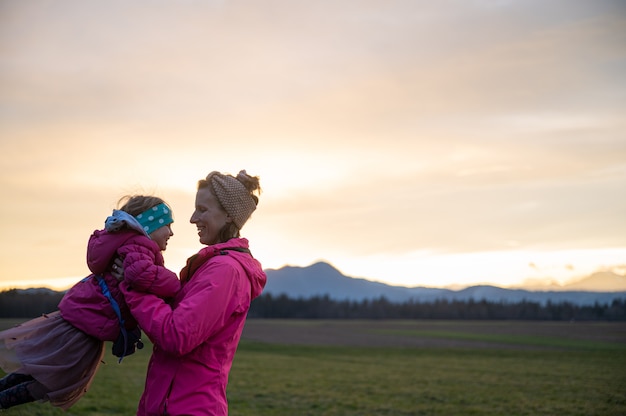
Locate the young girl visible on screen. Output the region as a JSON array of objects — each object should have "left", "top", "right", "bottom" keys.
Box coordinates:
[{"left": 0, "top": 195, "right": 180, "bottom": 410}]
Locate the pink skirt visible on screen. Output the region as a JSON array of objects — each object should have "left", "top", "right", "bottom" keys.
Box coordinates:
[{"left": 0, "top": 311, "right": 105, "bottom": 410}]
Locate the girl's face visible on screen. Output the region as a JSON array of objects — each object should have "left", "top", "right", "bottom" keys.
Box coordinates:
[
  {"left": 150, "top": 224, "right": 174, "bottom": 251},
  {"left": 190, "top": 187, "right": 231, "bottom": 245}
]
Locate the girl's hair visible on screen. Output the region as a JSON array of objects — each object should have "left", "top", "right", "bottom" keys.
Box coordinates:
[
  {"left": 198, "top": 170, "right": 261, "bottom": 243},
  {"left": 117, "top": 195, "right": 166, "bottom": 217}
]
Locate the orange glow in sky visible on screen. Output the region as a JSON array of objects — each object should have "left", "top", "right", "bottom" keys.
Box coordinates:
[{"left": 1, "top": 1, "right": 625, "bottom": 291}]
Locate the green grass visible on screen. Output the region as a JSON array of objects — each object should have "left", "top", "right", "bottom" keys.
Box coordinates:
[
  {"left": 372, "top": 328, "right": 626, "bottom": 351},
  {"left": 228, "top": 341, "right": 626, "bottom": 416},
  {"left": 1, "top": 319, "right": 625, "bottom": 415}
]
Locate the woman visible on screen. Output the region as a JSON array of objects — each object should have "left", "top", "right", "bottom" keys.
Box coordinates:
[{"left": 121, "top": 170, "right": 267, "bottom": 416}]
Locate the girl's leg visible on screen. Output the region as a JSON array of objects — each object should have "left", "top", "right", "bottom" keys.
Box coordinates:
[
  {"left": 0, "top": 380, "right": 36, "bottom": 409},
  {"left": 0, "top": 373, "right": 34, "bottom": 391}
]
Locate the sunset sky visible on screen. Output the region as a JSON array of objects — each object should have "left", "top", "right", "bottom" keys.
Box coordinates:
[{"left": 1, "top": 0, "right": 625, "bottom": 291}]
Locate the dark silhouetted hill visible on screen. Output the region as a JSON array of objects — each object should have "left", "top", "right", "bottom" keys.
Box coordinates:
[{"left": 264, "top": 262, "right": 626, "bottom": 306}]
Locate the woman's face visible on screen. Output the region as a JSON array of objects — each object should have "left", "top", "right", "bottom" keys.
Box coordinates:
[
  {"left": 149, "top": 224, "right": 173, "bottom": 251},
  {"left": 190, "top": 187, "right": 231, "bottom": 245}
]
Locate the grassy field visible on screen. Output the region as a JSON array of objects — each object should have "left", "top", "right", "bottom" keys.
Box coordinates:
[{"left": 0, "top": 319, "right": 625, "bottom": 415}]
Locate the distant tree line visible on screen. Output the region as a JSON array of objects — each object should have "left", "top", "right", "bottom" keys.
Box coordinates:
[
  {"left": 0, "top": 289, "right": 65, "bottom": 318},
  {"left": 248, "top": 293, "right": 626, "bottom": 321},
  {"left": 1, "top": 289, "right": 625, "bottom": 321}
]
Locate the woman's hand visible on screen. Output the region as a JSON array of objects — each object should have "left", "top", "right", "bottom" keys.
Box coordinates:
[{"left": 111, "top": 257, "right": 125, "bottom": 281}]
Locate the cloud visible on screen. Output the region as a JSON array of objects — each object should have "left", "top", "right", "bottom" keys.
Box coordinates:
[{"left": 1, "top": 0, "right": 625, "bottom": 289}]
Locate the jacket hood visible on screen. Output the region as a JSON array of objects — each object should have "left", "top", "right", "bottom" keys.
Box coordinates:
[
  {"left": 105, "top": 209, "right": 149, "bottom": 236},
  {"left": 223, "top": 240, "right": 266, "bottom": 299},
  {"left": 181, "top": 238, "right": 266, "bottom": 299}
]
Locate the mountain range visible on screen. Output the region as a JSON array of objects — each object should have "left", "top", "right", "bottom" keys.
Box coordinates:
[{"left": 264, "top": 262, "right": 626, "bottom": 306}]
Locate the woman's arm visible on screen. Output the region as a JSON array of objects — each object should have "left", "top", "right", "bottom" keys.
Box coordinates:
[{"left": 121, "top": 260, "right": 246, "bottom": 356}]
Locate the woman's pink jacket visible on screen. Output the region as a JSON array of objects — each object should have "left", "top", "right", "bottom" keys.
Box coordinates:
[
  {"left": 121, "top": 238, "right": 267, "bottom": 416},
  {"left": 59, "top": 229, "right": 180, "bottom": 341}
]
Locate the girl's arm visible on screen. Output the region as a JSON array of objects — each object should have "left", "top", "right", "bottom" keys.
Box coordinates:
[
  {"left": 121, "top": 244, "right": 180, "bottom": 298},
  {"left": 120, "top": 260, "right": 247, "bottom": 356}
]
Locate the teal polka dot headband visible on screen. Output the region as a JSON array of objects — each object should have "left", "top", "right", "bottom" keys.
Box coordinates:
[{"left": 135, "top": 203, "right": 174, "bottom": 235}]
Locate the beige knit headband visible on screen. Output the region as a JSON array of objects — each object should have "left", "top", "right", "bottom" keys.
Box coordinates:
[{"left": 209, "top": 172, "right": 258, "bottom": 229}]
